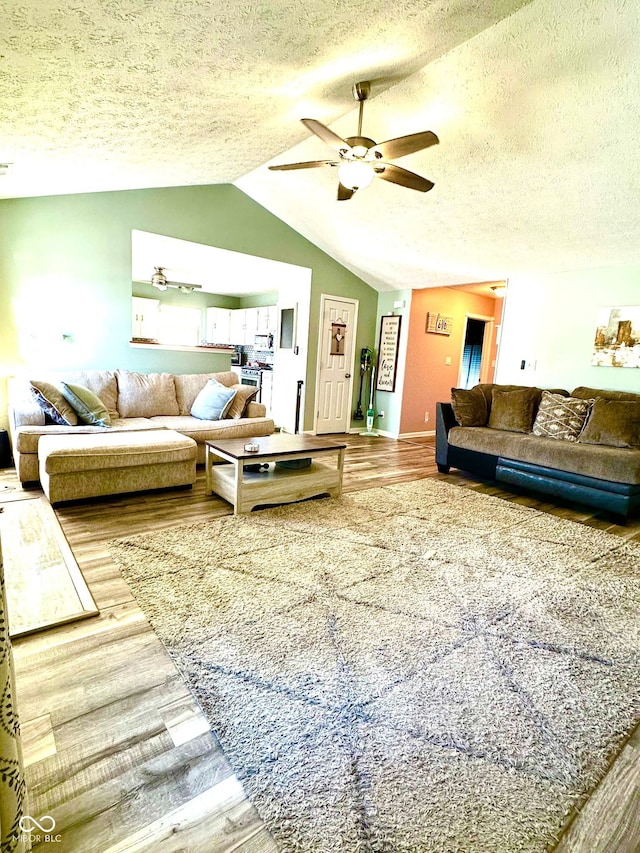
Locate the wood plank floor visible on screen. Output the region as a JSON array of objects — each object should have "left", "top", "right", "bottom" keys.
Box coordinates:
[{"left": 3, "top": 434, "right": 639, "bottom": 852}]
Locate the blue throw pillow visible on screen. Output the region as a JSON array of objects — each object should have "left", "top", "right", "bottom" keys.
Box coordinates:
[{"left": 191, "top": 379, "right": 237, "bottom": 420}]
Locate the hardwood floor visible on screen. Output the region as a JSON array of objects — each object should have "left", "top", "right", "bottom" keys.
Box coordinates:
[{"left": 3, "top": 435, "right": 639, "bottom": 852}]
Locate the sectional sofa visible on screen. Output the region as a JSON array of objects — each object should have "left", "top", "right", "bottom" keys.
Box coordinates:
[
  {"left": 436, "top": 383, "right": 640, "bottom": 520},
  {"left": 8, "top": 370, "right": 275, "bottom": 501}
]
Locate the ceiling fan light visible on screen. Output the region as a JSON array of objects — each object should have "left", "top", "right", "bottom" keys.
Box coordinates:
[
  {"left": 151, "top": 266, "right": 168, "bottom": 290},
  {"left": 338, "top": 160, "right": 374, "bottom": 191}
]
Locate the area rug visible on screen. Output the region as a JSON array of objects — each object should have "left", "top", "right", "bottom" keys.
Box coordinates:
[{"left": 109, "top": 479, "right": 640, "bottom": 853}]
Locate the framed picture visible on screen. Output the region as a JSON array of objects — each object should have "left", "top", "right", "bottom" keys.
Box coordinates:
[{"left": 376, "top": 314, "right": 402, "bottom": 392}]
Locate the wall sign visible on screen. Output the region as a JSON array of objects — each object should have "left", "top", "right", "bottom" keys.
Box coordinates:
[
  {"left": 426, "top": 312, "right": 453, "bottom": 335},
  {"left": 376, "top": 314, "right": 402, "bottom": 392},
  {"left": 330, "top": 318, "right": 347, "bottom": 355}
]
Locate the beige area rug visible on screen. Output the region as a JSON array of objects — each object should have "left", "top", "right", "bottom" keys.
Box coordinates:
[{"left": 109, "top": 480, "right": 640, "bottom": 853}]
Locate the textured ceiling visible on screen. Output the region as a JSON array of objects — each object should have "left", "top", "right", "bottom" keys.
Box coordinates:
[{"left": 2, "top": 0, "right": 639, "bottom": 291}]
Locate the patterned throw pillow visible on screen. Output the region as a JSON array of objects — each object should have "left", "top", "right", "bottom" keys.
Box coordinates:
[
  {"left": 532, "top": 391, "right": 593, "bottom": 441},
  {"left": 30, "top": 380, "right": 79, "bottom": 426}
]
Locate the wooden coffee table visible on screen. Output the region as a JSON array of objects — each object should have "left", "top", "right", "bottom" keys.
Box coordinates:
[{"left": 205, "top": 434, "right": 347, "bottom": 514}]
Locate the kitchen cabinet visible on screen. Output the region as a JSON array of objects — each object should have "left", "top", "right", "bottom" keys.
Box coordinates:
[
  {"left": 230, "top": 308, "right": 256, "bottom": 344},
  {"left": 229, "top": 309, "right": 246, "bottom": 344},
  {"left": 257, "top": 305, "right": 276, "bottom": 333},
  {"left": 229, "top": 306, "right": 276, "bottom": 344},
  {"left": 206, "top": 307, "right": 232, "bottom": 344},
  {"left": 244, "top": 308, "right": 259, "bottom": 342},
  {"left": 131, "top": 297, "right": 160, "bottom": 341}
]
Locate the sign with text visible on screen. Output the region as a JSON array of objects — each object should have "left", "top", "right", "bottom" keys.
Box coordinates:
[
  {"left": 376, "top": 314, "right": 402, "bottom": 392},
  {"left": 426, "top": 312, "right": 453, "bottom": 335}
]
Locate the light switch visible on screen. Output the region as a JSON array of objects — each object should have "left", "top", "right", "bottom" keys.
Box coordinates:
[{"left": 445, "top": 356, "right": 452, "bottom": 365}]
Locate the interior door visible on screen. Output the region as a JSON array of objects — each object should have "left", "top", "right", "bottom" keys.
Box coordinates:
[{"left": 315, "top": 296, "right": 358, "bottom": 434}]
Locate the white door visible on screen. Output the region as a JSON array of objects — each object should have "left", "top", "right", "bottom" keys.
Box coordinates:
[{"left": 315, "top": 296, "right": 358, "bottom": 434}]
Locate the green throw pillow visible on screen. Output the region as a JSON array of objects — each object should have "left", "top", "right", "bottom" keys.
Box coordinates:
[
  {"left": 61, "top": 382, "right": 111, "bottom": 427},
  {"left": 191, "top": 378, "right": 237, "bottom": 420}
]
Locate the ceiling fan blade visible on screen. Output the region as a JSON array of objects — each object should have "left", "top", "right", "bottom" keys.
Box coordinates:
[
  {"left": 337, "top": 182, "right": 355, "bottom": 201},
  {"left": 376, "top": 163, "right": 434, "bottom": 193},
  {"left": 370, "top": 131, "right": 439, "bottom": 161},
  {"left": 268, "top": 160, "right": 339, "bottom": 171},
  {"left": 301, "top": 118, "right": 352, "bottom": 154}
]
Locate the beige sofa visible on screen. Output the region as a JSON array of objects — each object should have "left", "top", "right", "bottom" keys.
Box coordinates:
[{"left": 8, "top": 369, "right": 275, "bottom": 485}]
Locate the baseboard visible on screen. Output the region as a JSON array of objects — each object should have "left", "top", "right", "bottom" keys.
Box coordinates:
[
  {"left": 370, "top": 428, "right": 398, "bottom": 439},
  {"left": 399, "top": 430, "right": 436, "bottom": 439}
]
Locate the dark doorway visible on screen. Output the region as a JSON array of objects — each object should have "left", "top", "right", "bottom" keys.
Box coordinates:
[{"left": 460, "top": 318, "right": 487, "bottom": 388}]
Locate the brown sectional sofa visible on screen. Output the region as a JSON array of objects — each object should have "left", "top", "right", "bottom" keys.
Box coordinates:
[
  {"left": 436, "top": 383, "right": 640, "bottom": 520},
  {"left": 8, "top": 369, "right": 275, "bottom": 486}
]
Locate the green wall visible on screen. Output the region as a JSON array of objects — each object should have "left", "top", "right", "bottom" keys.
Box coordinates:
[{"left": 0, "top": 184, "right": 378, "bottom": 432}]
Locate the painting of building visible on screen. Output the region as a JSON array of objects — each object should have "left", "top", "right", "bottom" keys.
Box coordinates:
[{"left": 592, "top": 306, "right": 640, "bottom": 368}]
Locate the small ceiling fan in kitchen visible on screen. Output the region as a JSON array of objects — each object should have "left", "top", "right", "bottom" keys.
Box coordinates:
[{"left": 269, "top": 80, "right": 439, "bottom": 200}]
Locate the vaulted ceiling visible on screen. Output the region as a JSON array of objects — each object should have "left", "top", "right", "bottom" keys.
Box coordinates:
[{"left": 2, "top": 0, "right": 639, "bottom": 291}]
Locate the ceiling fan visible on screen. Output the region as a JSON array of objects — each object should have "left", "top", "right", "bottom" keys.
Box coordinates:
[{"left": 269, "top": 80, "right": 439, "bottom": 201}]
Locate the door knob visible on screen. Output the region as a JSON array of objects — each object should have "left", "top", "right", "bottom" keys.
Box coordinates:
[{"left": 345, "top": 373, "right": 351, "bottom": 378}]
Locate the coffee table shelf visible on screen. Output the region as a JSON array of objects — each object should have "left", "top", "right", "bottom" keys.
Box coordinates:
[{"left": 205, "top": 435, "right": 346, "bottom": 514}]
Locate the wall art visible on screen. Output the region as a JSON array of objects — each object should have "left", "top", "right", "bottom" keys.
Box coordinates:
[
  {"left": 592, "top": 306, "right": 640, "bottom": 368},
  {"left": 426, "top": 312, "right": 453, "bottom": 335},
  {"left": 376, "top": 314, "right": 402, "bottom": 392}
]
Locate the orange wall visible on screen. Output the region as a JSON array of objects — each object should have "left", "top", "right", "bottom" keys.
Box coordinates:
[{"left": 399, "top": 288, "right": 502, "bottom": 435}]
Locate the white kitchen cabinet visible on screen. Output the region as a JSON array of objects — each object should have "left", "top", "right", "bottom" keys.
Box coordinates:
[
  {"left": 206, "top": 307, "right": 232, "bottom": 344},
  {"left": 228, "top": 306, "right": 276, "bottom": 344},
  {"left": 131, "top": 297, "right": 160, "bottom": 340},
  {"left": 229, "top": 309, "right": 246, "bottom": 344},
  {"left": 256, "top": 305, "right": 276, "bottom": 333},
  {"left": 230, "top": 307, "right": 261, "bottom": 344},
  {"left": 244, "top": 307, "right": 259, "bottom": 342}
]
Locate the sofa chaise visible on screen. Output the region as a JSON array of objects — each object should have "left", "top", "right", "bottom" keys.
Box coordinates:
[
  {"left": 436, "top": 383, "right": 640, "bottom": 520},
  {"left": 8, "top": 369, "right": 275, "bottom": 501}
]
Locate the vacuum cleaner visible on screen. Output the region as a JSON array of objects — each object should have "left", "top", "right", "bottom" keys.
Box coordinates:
[
  {"left": 354, "top": 347, "right": 373, "bottom": 421},
  {"left": 361, "top": 363, "right": 377, "bottom": 436}
]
